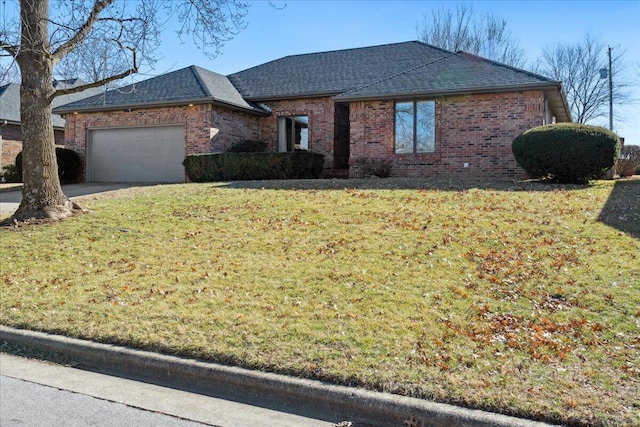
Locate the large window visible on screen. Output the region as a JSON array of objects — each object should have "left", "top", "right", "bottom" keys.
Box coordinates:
[
  {"left": 395, "top": 100, "right": 435, "bottom": 154},
  {"left": 278, "top": 116, "right": 309, "bottom": 152}
]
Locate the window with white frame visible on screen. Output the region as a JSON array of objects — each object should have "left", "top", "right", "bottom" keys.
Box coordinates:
[
  {"left": 278, "top": 116, "right": 309, "bottom": 152},
  {"left": 395, "top": 100, "right": 435, "bottom": 154}
]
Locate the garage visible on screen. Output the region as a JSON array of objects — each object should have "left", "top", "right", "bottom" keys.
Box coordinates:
[{"left": 87, "top": 126, "right": 185, "bottom": 182}]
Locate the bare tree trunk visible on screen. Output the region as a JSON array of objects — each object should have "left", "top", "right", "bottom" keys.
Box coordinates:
[{"left": 12, "top": 0, "right": 79, "bottom": 221}]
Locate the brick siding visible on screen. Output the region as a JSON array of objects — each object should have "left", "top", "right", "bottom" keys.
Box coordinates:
[
  {"left": 64, "top": 104, "right": 260, "bottom": 181},
  {"left": 1, "top": 124, "right": 64, "bottom": 166},
  {"left": 60, "top": 90, "right": 550, "bottom": 181},
  {"left": 349, "top": 90, "right": 547, "bottom": 179},
  {"left": 258, "top": 97, "right": 336, "bottom": 171}
]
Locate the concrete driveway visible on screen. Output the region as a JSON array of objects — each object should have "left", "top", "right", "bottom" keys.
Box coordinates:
[{"left": 0, "top": 183, "right": 154, "bottom": 217}]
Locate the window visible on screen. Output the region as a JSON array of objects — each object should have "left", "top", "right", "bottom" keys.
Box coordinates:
[
  {"left": 395, "top": 100, "right": 435, "bottom": 154},
  {"left": 278, "top": 116, "right": 309, "bottom": 152}
]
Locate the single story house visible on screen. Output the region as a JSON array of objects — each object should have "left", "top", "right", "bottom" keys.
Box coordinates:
[
  {"left": 54, "top": 41, "right": 571, "bottom": 182},
  {"left": 0, "top": 79, "right": 102, "bottom": 167}
]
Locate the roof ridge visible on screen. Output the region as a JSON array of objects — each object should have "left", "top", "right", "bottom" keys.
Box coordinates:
[
  {"left": 455, "top": 51, "right": 557, "bottom": 83},
  {"left": 338, "top": 51, "right": 459, "bottom": 98},
  {"left": 189, "top": 65, "right": 214, "bottom": 98},
  {"left": 227, "top": 41, "right": 448, "bottom": 78}
]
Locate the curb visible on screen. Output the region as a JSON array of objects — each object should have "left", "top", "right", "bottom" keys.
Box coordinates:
[
  {"left": 0, "top": 184, "right": 22, "bottom": 193},
  {"left": 0, "top": 326, "right": 556, "bottom": 427}
]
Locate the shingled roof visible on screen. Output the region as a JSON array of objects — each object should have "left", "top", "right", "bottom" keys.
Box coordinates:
[
  {"left": 54, "top": 41, "right": 570, "bottom": 121},
  {"left": 54, "top": 66, "right": 268, "bottom": 115},
  {"left": 0, "top": 80, "right": 101, "bottom": 128},
  {"left": 227, "top": 41, "right": 454, "bottom": 100},
  {"left": 228, "top": 41, "right": 570, "bottom": 121}
]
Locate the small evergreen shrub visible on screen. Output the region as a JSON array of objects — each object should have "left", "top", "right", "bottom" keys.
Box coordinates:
[
  {"left": 617, "top": 145, "right": 640, "bottom": 177},
  {"left": 354, "top": 157, "right": 392, "bottom": 178},
  {"left": 512, "top": 123, "right": 621, "bottom": 184},
  {"left": 225, "top": 140, "right": 268, "bottom": 153},
  {"left": 15, "top": 147, "right": 82, "bottom": 184},
  {"left": 1, "top": 164, "right": 21, "bottom": 183},
  {"left": 184, "top": 152, "right": 325, "bottom": 182}
]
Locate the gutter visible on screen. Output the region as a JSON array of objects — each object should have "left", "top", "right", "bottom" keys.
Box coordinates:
[
  {"left": 333, "top": 81, "right": 564, "bottom": 102},
  {"left": 244, "top": 91, "right": 345, "bottom": 103},
  {"left": 54, "top": 97, "right": 270, "bottom": 117}
]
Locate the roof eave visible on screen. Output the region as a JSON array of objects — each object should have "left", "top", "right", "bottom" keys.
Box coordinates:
[
  {"left": 334, "top": 82, "right": 564, "bottom": 102},
  {"left": 54, "top": 97, "right": 268, "bottom": 116},
  {"left": 0, "top": 118, "right": 65, "bottom": 130},
  {"left": 245, "top": 91, "right": 344, "bottom": 102}
]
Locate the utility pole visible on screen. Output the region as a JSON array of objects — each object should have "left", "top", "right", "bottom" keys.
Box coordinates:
[{"left": 607, "top": 46, "right": 613, "bottom": 131}]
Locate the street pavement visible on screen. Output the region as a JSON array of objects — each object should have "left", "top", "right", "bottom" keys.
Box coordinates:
[
  {"left": 0, "top": 327, "right": 557, "bottom": 427},
  {"left": 0, "top": 353, "right": 334, "bottom": 427}
]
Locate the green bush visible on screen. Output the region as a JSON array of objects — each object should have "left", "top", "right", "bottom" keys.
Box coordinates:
[
  {"left": 354, "top": 157, "right": 392, "bottom": 178},
  {"left": 1, "top": 164, "right": 21, "bottom": 183},
  {"left": 617, "top": 145, "right": 640, "bottom": 177},
  {"left": 512, "top": 123, "right": 621, "bottom": 184},
  {"left": 184, "top": 152, "right": 325, "bottom": 182},
  {"left": 225, "top": 140, "right": 268, "bottom": 153},
  {"left": 15, "top": 147, "right": 82, "bottom": 184}
]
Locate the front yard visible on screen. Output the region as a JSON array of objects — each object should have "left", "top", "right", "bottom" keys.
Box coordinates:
[{"left": 1, "top": 178, "right": 639, "bottom": 426}]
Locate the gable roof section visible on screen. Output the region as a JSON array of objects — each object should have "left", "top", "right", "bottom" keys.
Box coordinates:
[
  {"left": 332, "top": 50, "right": 571, "bottom": 123},
  {"left": 227, "top": 41, "right": 454, "bottom": 100},
  {"left": 52, "top": 41, "right": 570, "bottom": 122},
  {"left": 228, "top": 41, "right": 570, "bottom": 122},
  {"left": 335, "top": 51, "right": 558, "bottom": 99},
  {"left": 0, "top": 80, "right": 102, "bottom": 129},
  {"left": 54, "top": 66, "right": 268, "bottom": 115},
  {"left": 0, "top": 83, "right": 21, "bottom": 124}
]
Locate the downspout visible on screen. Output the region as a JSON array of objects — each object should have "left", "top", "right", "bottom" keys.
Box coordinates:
[{"left": 0, "top": 119, "right": 7, "bottom": 168}]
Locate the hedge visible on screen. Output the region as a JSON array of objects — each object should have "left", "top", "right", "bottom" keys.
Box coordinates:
[
  {"left": 15, "top": 147, "right": 82, "bottom": 184},
  {"left": 183, "top": 152, "right": 325, "bottom": 182},
  {"left": 512, "top": 123, "right": 620, "bottom": 184}
]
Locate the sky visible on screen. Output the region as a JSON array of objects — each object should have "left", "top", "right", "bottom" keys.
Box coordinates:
[
  {"left": 147, "top": 0, "right": 640, "bottom": 145},
  {"left": 2, "top": 0, "right": 638, "bottom": 144}
]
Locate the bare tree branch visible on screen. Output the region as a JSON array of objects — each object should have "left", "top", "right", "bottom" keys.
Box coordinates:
[
  {"left": 416, "top": 2, "right": 525, "bottom": 68},
  {"left": 54, "top": 62, "right": 136, "bottom": 99},
  {"left": 538, "top": 34, "right": 633, "bottom": 124},
  {"left": 51, "top": 0, "right": 116, "bottom": 63}
]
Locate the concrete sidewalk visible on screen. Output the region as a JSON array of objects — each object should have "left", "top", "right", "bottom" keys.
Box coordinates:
[{"left": 0, "top": 326, "right": 554, "bottom": 427}]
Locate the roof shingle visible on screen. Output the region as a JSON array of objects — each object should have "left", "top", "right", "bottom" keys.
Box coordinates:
[{"left": 54, "top": 66, "right": 266, "bottom": 114}]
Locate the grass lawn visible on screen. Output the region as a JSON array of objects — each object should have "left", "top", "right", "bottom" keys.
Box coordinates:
[{"left": 1, "top": 177, "right": 639, "bottom": 426}]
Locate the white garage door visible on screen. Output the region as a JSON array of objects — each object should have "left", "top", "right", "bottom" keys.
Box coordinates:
[{"left": 88, "top": 126, "right": 185, "bottom": 182}]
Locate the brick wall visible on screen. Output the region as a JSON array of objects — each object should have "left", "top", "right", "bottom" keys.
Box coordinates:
[
  {"left": 259, "top": 97, "right": 336, "bottom": 170},
  {"left": 209, "top": 105, "right": 261, "bottom": 152},
  {"left": 1, "top": 124, "right": 64, "bottom": 166},
  {"left": 349, "top": 91, "right": 547, "bottom": 179},
  {"left": 64, "top": 104, "right": 260, "bottom": 180}
]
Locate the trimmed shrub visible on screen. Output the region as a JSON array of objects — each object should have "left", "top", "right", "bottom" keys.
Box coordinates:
[
  {"left": 512, "top": 123, "right": 621, "bottom": 184},
  {"left": 225, "top": 140, "right": 268, "bottom": 153},
  {"left": 617, "top": 145, "right": 640, "bottom": 177},
  {"left": 1, "top": 164, "right": 21, "bottom": 183},
  {"left": 354, "top": 157, "right": 392, "bottom": 178},
  {"left": 184, "top": 152, "right": 325, "bottom": 182},
  {"left": 15, "top": 147, "right": 82, "bottom": 184}
]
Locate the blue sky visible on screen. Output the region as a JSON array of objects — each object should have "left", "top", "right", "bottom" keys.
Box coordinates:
[{"left": 150, "top": 0, "right": 640, "bottom": 145}]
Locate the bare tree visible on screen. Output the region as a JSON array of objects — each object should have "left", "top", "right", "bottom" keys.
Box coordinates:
[
  {"left": 0, "top": 0, "right": 250, "bottom": 222},
  {"left": 416, "top": 2, "right": 526, "bottom": 68},
  {"left": 537, "top": 34, "right": 633, "bottom": 125}
]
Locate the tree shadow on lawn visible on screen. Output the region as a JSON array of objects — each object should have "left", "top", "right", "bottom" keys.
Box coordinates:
[
  {"left": 597, "top": 177, "right": 640, "bottom": 239},
  {"left": 212, "top": 177, "right": 590, "bottom": 192}
]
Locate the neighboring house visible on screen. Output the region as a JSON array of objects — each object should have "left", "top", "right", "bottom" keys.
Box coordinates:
[
  {"left": 54, "top": 41, "right": 571, "bottom": 183},
  {"left": 0, "top": 79, "right": 102, "bottom": 167}
]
